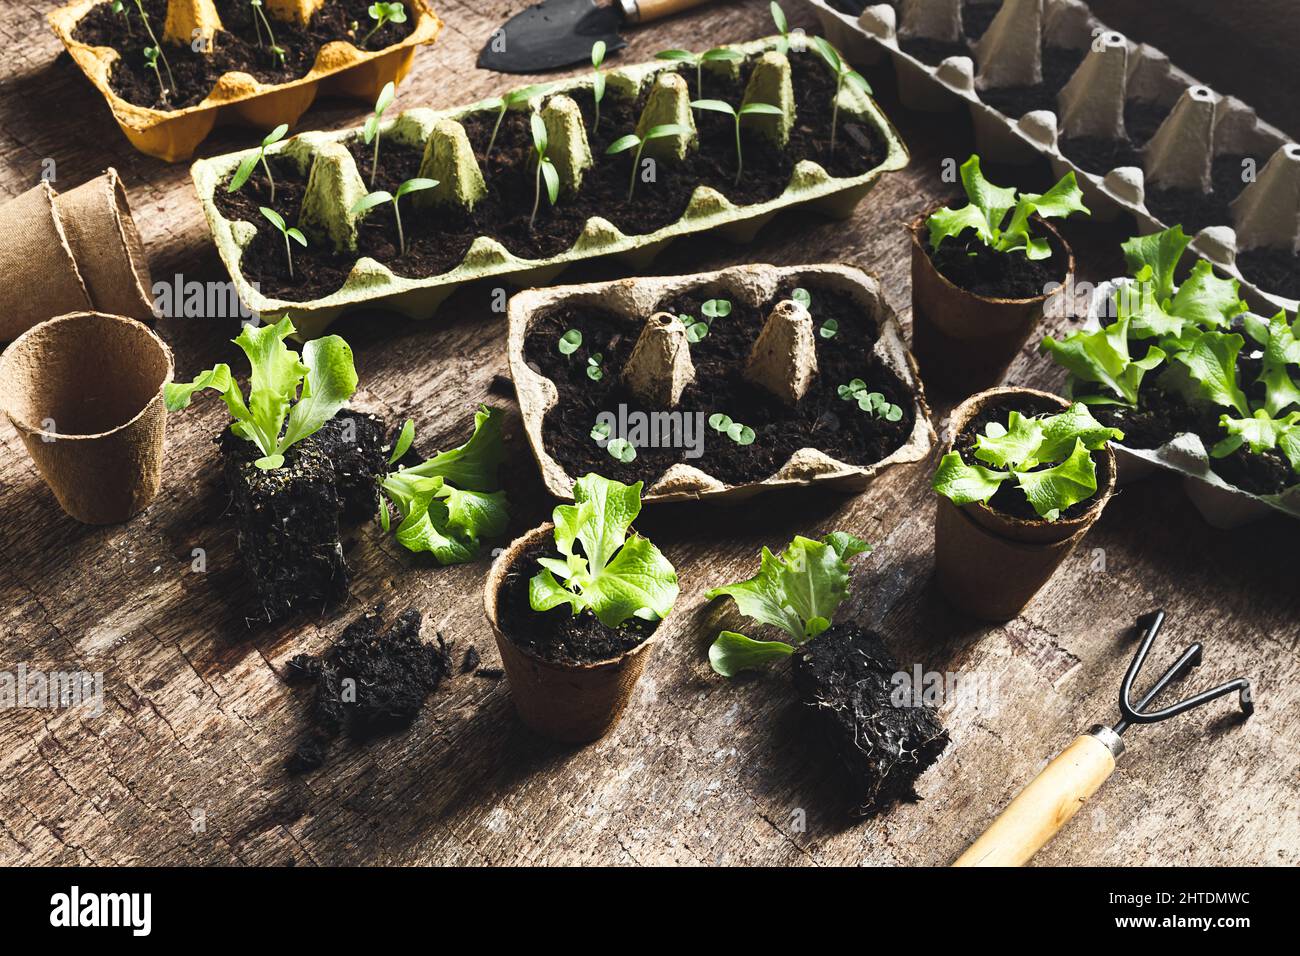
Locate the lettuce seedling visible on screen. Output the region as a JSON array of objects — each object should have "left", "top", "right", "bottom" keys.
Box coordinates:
[
  {"left": 928, "top": 156, "right": 1088, "bottom": 260},
  {"left": 378, "top": 406, "right": 509, "bottom": 564},
  {"left": 1041, "top": 310, "right": 1165, "bottom": 406},
  {"left": 655, "top": 47, "right": 745, "bottom": 99},
  {"left": 810, "top": 37, "right": 871, "bottom": 154},
  {"left": 932, "top": 404, "right": 1123, "bottom": 521},
  {"left": 706, "top": 532, "right": 871, "bottom": 676},
  {"left": 364, "top": 2, "right": 407, "bottom": 46},
  {"left": 483, "top": 83, "right": 555, "bottom": 159},
  {"left": 558, "top": 328, "right": 582, "bottom": 356},
  {"left": 528, "top": 112, "right": 560, "bottom": 230},
  {"left": 605, "top": 123, "right": 690, "bottom": 202},
  {"left": 259, "top": 206, "right": 307, "bottom": 280},
  {"left": 838, "top": 379, "right": 902, "bottom": 421},
  {"left": 684, "top": 297, "right": 730, "bottom": 342},
  {"left": 529, "top": 474, "right": 679, "bottom": 627},
  {"left": 133, "top": 1, "right": 174, "bottom": 92},
  {"left": 228, "top": 123, "right": 289, "bottom": 203},
  {"left": 607, "top": 438, "right": 636, "bottom": 462},
  {"left": 363, "top": 81, "right": 397, "bottom": 187},
  {"left": 1211, "top": 409, "right": 1300, "bottom": 474},
  {"left": 591, "top": 40, "right": 607, "bottom": 132},
  {"left": 586, "top": 352, "right": 604, "bottom": 382},
  {"left": 1244, "top": 310, "right": 1300, "bottom": 416},
  {"left": 691, "top": 99, "right": 784, "bottom": 184},
  {"left": 351, "top": 178, "right": 437, "bottom": 257},
  {"left": 708, "top": 413, "right": 755, "bottom": 445},
  {"left": 164, "top": 317, "right": 358, "bottom": 471},
  {"left": 1170, "top": 329, "right": 1251, "bottom": 417}
]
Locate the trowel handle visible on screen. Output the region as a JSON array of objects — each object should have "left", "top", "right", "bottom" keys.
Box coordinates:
[
  {"left": 622, "top": 0, "right": 713, "bottom": 25},
  {"left": 953, "top": 729, "right": 1119, "bottom": 867}
]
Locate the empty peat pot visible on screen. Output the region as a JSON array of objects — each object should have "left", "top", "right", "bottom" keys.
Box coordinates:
[
  {"left": 908, "top": 205, "right": 1074, "bottom": 397},
  {"left": 484, "top": 524, "right": 661, "bottom": 743},
  {"left": 0, "top": 311, "right": 173, "bottom": 524},
  {"left": 933, "top": 387, "right": 1115, "bottom": 622}
]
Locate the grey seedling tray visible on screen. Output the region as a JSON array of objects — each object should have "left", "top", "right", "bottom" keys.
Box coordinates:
[
  {"left": 1083, "top": 278, "right": 1300, "bottom": 528},
  {"left": 191, "top": 37, "right": 909, "bottom": 340},
  {"left": 798, "top": 0, "right": 1299, "bottom": 317},
  {"left": 507, "top": 262, "right": 935, "bottom": 504}
]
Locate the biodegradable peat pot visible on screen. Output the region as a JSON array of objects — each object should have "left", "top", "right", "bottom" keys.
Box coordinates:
[
  {"left": 0, "top": 170, "right": 154, "bottom": 341},
  {"left": 909, "top": 206, "right": 1074, "bottom": 397},
  {"left": 0, "top": 312, "right": 174, "bottom": 524},
  {"left": 49, "top": 0, "right": 443, "bottom": 162},
  {"left": 484, "top": 524, "right": 659, "bottom": 743},
  {"left": 933, "top": 387, "right": 1115, "bottom": 622}
]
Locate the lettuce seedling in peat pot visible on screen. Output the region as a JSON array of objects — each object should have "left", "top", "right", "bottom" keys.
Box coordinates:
[
  {"left": 164, "top": 318, "right": 389, "bottom": 622},
  {"left": 485, "top": 474, "right": 679, "bottom": 742},
  {"left": 228, "top": 124, "right": 289, "bottom": 203},
  {"left": 707, "top": 533, "right": 949, "bottom": 816},
  {"left": 931, "top": 387, "right": 1119, "bottom": 622},
  {"left": 909, "top": 156, "right": 1088, "bottom": 396},
  {"left": 378, "top": 406, "right": 509, "bottom": 564}
]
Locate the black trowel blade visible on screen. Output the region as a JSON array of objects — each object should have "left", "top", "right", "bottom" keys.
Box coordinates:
[{"left": 478, "top": 0, "right": 627, "bottom": 74}]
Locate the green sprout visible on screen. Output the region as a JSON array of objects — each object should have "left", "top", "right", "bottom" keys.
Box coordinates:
[
  {"left": 350, "top": 178, "right": 437, "bottom": 257},
  {"left": 270, "top": 44, "right": 287, "bottom": 68},
  {"left": 838, "top": 379, "right": 902, "bottom": 421},
  {"left": 771, "top": 2, "right": 795, "bottom": 54},
  {"left": 591, "top": 421, "right": 610, "bottom": 442},
  {"left": 143, "top": 46, "right": 167, "bottom": 102},
  {"left": 587, "top": 353, "right": 604, "bottom": 381},
  {"left": 363, "top": 81, "right": 397, "bottom": 188},
  {"left": 558, "top": 328, "right": 583, "bottom": 356},
  {"left": 605, "top": 123, "right": 690, "bottom": 202},
  {"left": 132, "top": 1, "right": 174, "bottom": 93},
  {"left": 810, "top": 37, "right": 871, "bottom": 154},
  {"left": 608, "top": 437, "right": 637, "bottom": 462},
  {"left": 483, "top": 83, "right": 554, "bottom": 160},
  {"left": 228, "top": 123, "right": 289, "bottom": 203},
  {"left": 259, "top": 206, "right": 306, "bottom": 280},
  {"left": 364, "top": 2, "right": 407, "bottom": 46},
  {"left": 708, "top": 413, "right": 755, "bottom": 445},
  {"left": 655, "top": 47, "right": 745, "bottom": 99},
  {"left": 819, "top": 319, "right": 839, "bottom": 339},
  {"left": 791, "top": 287, "right": 811, "bottom": 308},
  {"left": 591, "top": 40, "right": 607, "bottom": 133},
  {"left": 690, "top": 99, "right": 783, "bottom": 185},
  {"left": 112, "top": 0, "right": 131, "bottom": 34},
  {"left": 249, "top": 0, "right": 276, "bottom": 49},
  {"left": 528, "top": 111, "right": 560, "bottom": 231},
  {"left": 685, "top": 297, "right": 731, "bottom": 343}
]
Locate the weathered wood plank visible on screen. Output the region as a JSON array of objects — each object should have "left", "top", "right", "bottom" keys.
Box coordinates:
[{"left": 0, "top": 0, "right": 1295, "bottom": 867}]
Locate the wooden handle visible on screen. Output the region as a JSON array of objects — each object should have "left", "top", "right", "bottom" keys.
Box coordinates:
[
  {"left": 953, "top": 733, "right": 1117, "bottom": 867},
  {"left": 627, "top": 0, "right": 713, "bottom": 26}
]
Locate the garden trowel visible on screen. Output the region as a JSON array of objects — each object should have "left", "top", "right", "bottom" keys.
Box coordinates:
[{"left": 478, "top": 0, "right": 714, "bottom": 73}]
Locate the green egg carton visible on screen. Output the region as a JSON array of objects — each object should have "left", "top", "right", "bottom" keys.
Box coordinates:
[{"left": 191, "top": 36, "right": 909, "bottom": 339}]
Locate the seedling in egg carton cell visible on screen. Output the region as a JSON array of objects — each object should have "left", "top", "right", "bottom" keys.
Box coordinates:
[
  {"left": 228, "top": 124, "right": 289, "bottom": 203},
  {"left": 690, "top": 99, "right": 784, "bottom": 185},
  {"left": 606, "top": 124, "right": 691, "bottom": 202},
  {"left": 351, "top": 179, "right": 438, "bottom": 257}
]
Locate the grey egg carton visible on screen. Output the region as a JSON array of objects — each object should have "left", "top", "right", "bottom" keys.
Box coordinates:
[
  {"left": 1081, "top": 277, "right": 1300, "bottom": 528},
  {"left": 190, "top": 37, "right": 908, "bottom": 340},
  {"left": 798, "top": 0, "right": 1299, "bottom": 317},
  {"left": 507, "top": 262, "right": 934, "bottom": 504}
]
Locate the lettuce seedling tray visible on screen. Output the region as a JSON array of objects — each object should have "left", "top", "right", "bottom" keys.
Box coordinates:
[
  {"left": 192, "top": 37, "right": 909, "bottom": 339},
  {"left": 799, "top": 0, "right": 1299, "bottom": 316},
  {"left": 50, "top": 0, "right": 443, "bottom": 162},
  {"left": 507, "top": 263, "right": 933, "bottom": 504}
]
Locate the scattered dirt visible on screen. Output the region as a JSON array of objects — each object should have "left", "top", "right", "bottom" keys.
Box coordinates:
[
  {"left": 1236, "top": 247, "right": 1300, "bottom": 301},
  {"left": 497, "top": 542, "right": 657, "bottom": 666},
  {"left": 219, "top": 410, "right": 386, "bottom": 623},
  {"left": 953, "top": 392, "right": 1112, "bottom": 521},
  {"left": 523, "top": 277, "right": 916, "bottom": 488},
  {"left": 925, "top": 224, "right": 1069, "bottom": 300},
  {"left": 792, "top": 622, "right": 950, "bottom": 818},
  {"left": 285, "top": 605, "right": 450, "bottom": 772},
  {"left": 211, "top": 50, "right": 887, "bottom": 301},
  {"left": 73, "top": 0, "right": 416, "bottom": 110}
]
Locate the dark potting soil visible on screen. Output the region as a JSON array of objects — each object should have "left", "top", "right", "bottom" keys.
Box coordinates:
[
  {"left": 497, "top": 542, "right": 657, "bottom": 666},
  {"left": 1058, "top": 134, "right": 1143, "bottom": 177},
  {"left": 1236, "top": 246, "right": 1300, "bottom": 301},
  {"left": 211, "top": 51, "right": 888, "bottom": 300},
  {"left": 925, "top": 225, "right": 1068, "bottom": 300},
  {"left": 523, "top": 279, "right": 916, "bottom": 488},
  {"left": 73, "top": 0, "right": 416, "bottom": 111},
  {"left": 962, "top": 0, "right": 1000, "bottom": 42},
  {"left": 220, "top": 410, "right": 387, "bottom": 623},
  {"left": 791, "top": 623, "right": 950, "bottom": 817},
  {"left": 284, "top": 606, "right": 450, "bottom": 772},
  {"left": 899, "top": 36, "right": 970, "bottom": 66},
  {"left": 1124, "top": 98, "right": 1169, "bottom": 149},
  {"left": 953, "top": 392, "right": 1113, "bottom": 522},
  {"left": 976, "top": 46, "right": 1086, "bottom": 119}
]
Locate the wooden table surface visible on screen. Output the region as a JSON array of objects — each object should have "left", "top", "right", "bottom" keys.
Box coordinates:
[{"left": 0, "top": 0, "right": 1295, "bottom": 867}]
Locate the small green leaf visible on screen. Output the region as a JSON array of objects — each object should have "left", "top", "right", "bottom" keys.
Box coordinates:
[
  {"left": 655, "top": 49, "right": 695, "bottom": 63},
  {"left": 708, "top": 413, "right": 733, "bottom": 432},
  {"left": 263, "top": 123, "right": 289, "bottom": 147},
  {"left": 558, "top": 329, "right": 582, "bottom": 355},
  {"left": 1013, "top": 439, "right": 1099, "bottom": 521},
  {"left": 541, "top": 158, "right": 560, "bottom": 205},
  {"left": 351, "top": 191, "right": 393, "bottom": 215},
  {"left": 529, "top": 111, "right": 548, "bottom": 153},
  {"left": 1173, "top": 330, "right": 1250, "bottom": 417},
  {"left": 259, "top": 205, "right": 286, "bottom": 232},
  {"left": 228, "top": 153, "right": 259, "bottom": 193},
  {"left": 606, "top": 134, "right": 641, "bottom": 155},
  {"left": 1122, "top": 225, "right": 1191, "bottom": 303},
  {"left": 708, "top": 631, "right": 793, "bottom": 677},
  {"left": 791, "top": 287, "right": 812, "bottom": 308},
  {"left": 389, "top": 418, "right": 415, "bottom": 465},
  {"left": 819, "top": 319, "right": 838, "bottom": 338},
  {"left": 607, "top": 437, "right": 637, "bottom": 462},
  {"left": 592, "top": 39, "right": 606, "bottom": 68},
  {"left": 690, "top": 98, "right": 736, "bottom": 116},
  {"left": 395, "top": 177, "right": 438, "bottom": 199},
  {"left": 932, "top": 452, "right": 1010, "bottom": 507}
]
